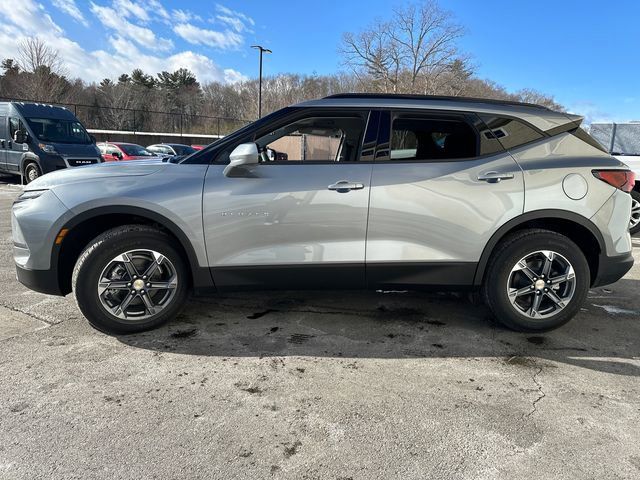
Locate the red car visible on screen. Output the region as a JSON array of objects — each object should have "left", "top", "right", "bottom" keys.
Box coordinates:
[
  {"left": 191, "top": 144, "right": 206, "bottom": 150},
  {"left": 97, "top": 142, "right": 157, "bottom": 162}
]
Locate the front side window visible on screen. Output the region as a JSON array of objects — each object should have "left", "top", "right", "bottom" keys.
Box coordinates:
[
  {"left": 25, "top": 118, "right": 91, "bottom": 144},
  {"left": 477, "top": 115, "right": 544, "bottom": 150},
  {"left": 390, "top": 116, "right": 478, "bottom": 161},
  {"left": 254, "top": 115, "right": 366, "bottom": 163},
  {"left": 9, "top": 117, "right": 24, "bottom": 138}
]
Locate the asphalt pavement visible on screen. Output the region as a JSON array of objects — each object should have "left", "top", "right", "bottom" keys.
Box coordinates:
[{"left": 0, "top": 175, "right": 639, "bottom": 479}]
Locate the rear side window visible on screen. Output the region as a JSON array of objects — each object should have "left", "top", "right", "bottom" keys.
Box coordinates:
[
  {"left": 390, "top": 116, "right": 478, "bottom": 161},
  {"left": 477, "top": 115, "right": 544, "bottom": 150}
]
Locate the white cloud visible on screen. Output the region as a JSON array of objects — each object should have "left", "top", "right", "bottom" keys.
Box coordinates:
[
  {"left": 113, "top": 0, "right": 150, "bottom": 22},
  {"left": 52, "top": 0, "right": 89, "bottom": 27},
  {"left": 216, "top": 4, "right": 255, "bottom": 28},
  {"left": 0, "top": 0, "right": 246, "bottom": 84},
  {"left": 172, "top": 9, "right": 202, "bottom": 23},
  {"left": 173, "top": 23, "right": 242, "bottom": 50},
  {"left": 90, "top": 2, "right": 173, "bottom": 51},
  {"left": 224, "top": 68, "right": 248, "bottom": 84}
]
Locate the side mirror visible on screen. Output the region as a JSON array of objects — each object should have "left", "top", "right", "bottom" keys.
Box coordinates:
[
  {"left": 113, "top": 151, "right": 123, "bottom": 160},
  {"left": 223, "top": 143, "right": 260, "bottom": 177},
  {"left": 13, "top": 130, "right": 28, "bottom": 144}
]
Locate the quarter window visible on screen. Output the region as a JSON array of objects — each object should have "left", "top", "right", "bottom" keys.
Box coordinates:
[
  {"left": 477, "top": 115, "right": 544, "bottom": 150},
  {"left": 390, "top": 116, "right": 478, "bottom": 160}
]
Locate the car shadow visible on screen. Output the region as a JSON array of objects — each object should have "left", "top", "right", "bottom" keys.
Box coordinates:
[{"left": 117, "top": 278, "right": 640, "bottom": 377}]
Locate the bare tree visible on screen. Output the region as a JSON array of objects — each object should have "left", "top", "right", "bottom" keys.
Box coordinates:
[
  {"left": 339, "top": 1, "right": 468, "bottom": 94},
  {"left": 17, "top": 37, "right": 65, "bottom": 76}
]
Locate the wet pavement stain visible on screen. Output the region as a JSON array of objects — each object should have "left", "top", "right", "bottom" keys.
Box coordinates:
[{"left": 247, "top": 309, "right": 277, "bottom": 319}]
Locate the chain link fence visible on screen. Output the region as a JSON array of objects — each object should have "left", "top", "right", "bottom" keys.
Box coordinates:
[{"left": 0, "top": 96, "right": 251, "bottom": 138}]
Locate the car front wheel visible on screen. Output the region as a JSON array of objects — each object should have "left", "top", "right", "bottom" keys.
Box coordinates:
[
  {"left": 72, "top": 225, "right": 189, "bottom": 334},
  {"left": 483, "top": 229, "right": 590, "bottom": 332}
]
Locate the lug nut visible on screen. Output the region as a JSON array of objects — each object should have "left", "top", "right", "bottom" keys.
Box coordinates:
[
  {"left": 140, "top": 290, "right": 145, "bottom": 295},
  {"left": 131, "top": 290, "right": 135, "bottom": 295},
  {"left": 533, "top": 277, "right": 537, "bottom": 281},
  {"left": 143, "top": 276, "right": 147, "bottom": 280},
  {"left": 146, "top": 282, "right": 151, "bottom": 287},
  {"left": 127, "top": 283, "right": 131, "bottom": 287}
]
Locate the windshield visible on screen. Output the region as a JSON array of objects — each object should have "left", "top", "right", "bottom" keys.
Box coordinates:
[
  {"left": 26, "top": 117, "right": 92, "bottom": 144},
  {"left": 119, "top": 144, "right": 155, "bottom": 156}
]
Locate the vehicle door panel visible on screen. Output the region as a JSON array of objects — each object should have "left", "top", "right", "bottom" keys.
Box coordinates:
[
  {"left": 202, "top": 110, "right": 376, "bottom": 290},
  {"left": 0, "top": 116, "right": 7, "bottom": 171},
  {"left": 366, "top": 111, "right": 524, "bottom": 288},
  {"left": 7, "top": 117, "right": 25, "bottom": 173}
]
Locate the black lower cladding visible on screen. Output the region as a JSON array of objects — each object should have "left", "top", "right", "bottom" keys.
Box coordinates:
[
  {"left": 15, "top": 264, "right": 63, "bottom": 296},
  {"left": 592, "top": 252, "right": 634, "bottom": 287},
  {"left": 211, "top": 262, "right": 477, "bottom": 291}
]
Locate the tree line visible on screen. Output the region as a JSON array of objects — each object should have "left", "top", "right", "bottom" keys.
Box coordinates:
[{"left": 0, "top": 1, "right": 562, "bottom": 136}]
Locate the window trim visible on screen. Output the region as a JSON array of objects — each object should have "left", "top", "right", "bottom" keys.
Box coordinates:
[
  {"left": 476, "top": 113, "right": 548, "bottom": 153},
  {"left": 210, "top": 107, "right": 373, "bottom": 165}
]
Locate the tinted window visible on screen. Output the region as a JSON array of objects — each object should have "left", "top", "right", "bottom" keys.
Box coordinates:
[
  {"left": 255, "top": 115, "right": 365, "bottom": 162},
  {"left": 173, "top": 145, "right": 196, "bottom": 155},
  {"left": 477, "top": 115, "right": 544, "bottom": 150},
  {"left": 9, "top": 117, "right": 24, "bottom": 138},
  {"left": 390, "top": 116, "right": 477, "bottom": 160},
  {"left": 119, "top": 144, "right": 154, "bottom": 156}
]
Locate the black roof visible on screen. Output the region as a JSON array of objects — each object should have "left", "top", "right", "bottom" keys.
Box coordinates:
[{"left": 324, "top": 93, "right": 551, "bottom": 110}]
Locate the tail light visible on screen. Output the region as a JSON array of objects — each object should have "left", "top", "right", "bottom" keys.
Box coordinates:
[{"left": 592, "top": 170, "right": 635, "bottom": 193}]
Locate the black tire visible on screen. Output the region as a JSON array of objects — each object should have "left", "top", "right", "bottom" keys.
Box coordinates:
[
  {"left": 482, "top": 229, "right": 590, "bottom": 332},
  {"left": 72, "top": 225, "right": 189, "bottom": 334},
  {"left": 630, "top": 189, "right": 640, "bottom": 236},
  {"left": 24, "top": 162, "right": 41, "bottom": 184}
]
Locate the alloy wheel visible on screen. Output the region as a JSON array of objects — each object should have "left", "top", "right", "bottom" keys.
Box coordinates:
[
  {"left": 506, "top": 250, "right": 576, "bottom": 319},
  {"left": 97, "top": 249, "right": 178, "bottom": 321},
  {"left": 630, "top": 196, "right": 640, "bottom": 230}
]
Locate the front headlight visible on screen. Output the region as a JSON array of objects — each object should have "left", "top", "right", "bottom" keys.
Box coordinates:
[
  {"left": 15, "top": 189, "right": 48, "bottom": 203},
  {"left": 38, "top": 143, "right": 57, "bottom": 154}
]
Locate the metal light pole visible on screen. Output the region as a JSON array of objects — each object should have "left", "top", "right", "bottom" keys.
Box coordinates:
[{"left": 251, "top": 45, "right": 271, "bottom": 118}]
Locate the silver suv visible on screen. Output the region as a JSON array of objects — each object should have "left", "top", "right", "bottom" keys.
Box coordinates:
[{"left": 11, "top": 94, "right": 635, "bottom": 334}]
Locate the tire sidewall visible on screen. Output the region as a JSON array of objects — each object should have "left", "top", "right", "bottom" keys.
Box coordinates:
[
  {"left": 24, "top": 162, "right": 41, "bottom": 184},
  {"left": 486, "top": 233, "right": 590, "bottom": 332},
  {"left": 73, "top": 229, "right": 188, "bottom": 334}
]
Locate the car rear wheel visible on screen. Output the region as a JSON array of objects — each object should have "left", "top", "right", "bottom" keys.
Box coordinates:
[
  {"left": 24, "top": 162, "right": 41, "bottom": 184},
  {"left": 483, "top": 229, "right": 590, "bottom": 332},
  {"left": 72, "top": 225, "right": 189, "bottom": 334},
  {"left": 630, "top": 189, "right": 640, "bottom": 235}
]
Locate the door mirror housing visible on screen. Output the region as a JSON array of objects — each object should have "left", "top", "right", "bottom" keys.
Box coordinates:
[
  {"left": 224, "top": 143, "right": 260, "bottom": 177},
  {"left": 13, "top": 130, "right": 28, "bottom": 144}
]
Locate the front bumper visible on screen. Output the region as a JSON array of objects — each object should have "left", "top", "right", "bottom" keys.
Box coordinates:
[
  {"left": 15, "top": 264, "right": 63, "bottom": 296},
  {"left": 592, "top": 252, "right": 634, "bottom": 287}
]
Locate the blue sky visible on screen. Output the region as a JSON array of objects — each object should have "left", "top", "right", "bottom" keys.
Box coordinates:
[{"left": 0, "top": 0, "right": 638, "bottom": 122}]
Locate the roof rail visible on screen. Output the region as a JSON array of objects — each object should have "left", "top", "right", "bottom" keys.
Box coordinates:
[{"left": 323, "top": 93, "right": 552, "bottom": 110}]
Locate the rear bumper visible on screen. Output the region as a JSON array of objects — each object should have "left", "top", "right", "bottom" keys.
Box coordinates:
[
  {"left": 592, "top": 252, "right": 634, "bottom": 287},
  {"left": 15, "top": 264, "right": 63, "bottom": 296}
]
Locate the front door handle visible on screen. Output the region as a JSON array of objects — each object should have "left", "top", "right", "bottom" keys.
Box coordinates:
[
  {"left": 328, "top": 180, "right": 365, "bottom": 192},
  {"left": 0, "top": 139, "right": 4, "bottom": 148},
  {"left": 477, "top": 171, "right": 514, "bottom": 183}
]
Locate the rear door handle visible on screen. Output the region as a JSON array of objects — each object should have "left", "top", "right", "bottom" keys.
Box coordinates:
[
  {"left": 328, "top": 180, "right": 365, "bottom": 192},
  {"left": 477, "top": 171, "right": 514, "bottom": 183}
]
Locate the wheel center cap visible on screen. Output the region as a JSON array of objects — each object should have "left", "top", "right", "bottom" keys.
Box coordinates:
[
  {"left": 132, "top": 279, "right": 145, "bottom": 291},
  {"left": 535, "top": 279, "right": 546, "bottom": 290}
]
